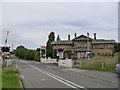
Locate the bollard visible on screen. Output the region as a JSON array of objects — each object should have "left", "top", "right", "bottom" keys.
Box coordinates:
[{"left": 102, "top": 61, "right": 104, "bottom": 68}]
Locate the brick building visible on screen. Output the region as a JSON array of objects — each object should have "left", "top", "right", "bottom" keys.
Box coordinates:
[{"left": 51, "top": 33, "right": 116, "bottom": 59}]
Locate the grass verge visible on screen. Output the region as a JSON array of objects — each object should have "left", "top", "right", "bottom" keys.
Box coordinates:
[
  {"left": 2, "top": 66, "right": 22, "bottom": 88},
  {"left": 77, "top": 54, "right": 119, "bottom": 73}
]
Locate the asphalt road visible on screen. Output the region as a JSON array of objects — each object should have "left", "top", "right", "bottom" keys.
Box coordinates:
[{"left": 16, "top": 59, "right": 119, "bottom": 89}]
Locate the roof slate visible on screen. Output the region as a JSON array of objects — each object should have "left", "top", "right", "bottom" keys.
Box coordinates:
[
  {"left": 51, "top": 40, "right": 73, "bottom": 45},
  {"left": 92, "top": 39, "right": 116, "bottom": 44}
]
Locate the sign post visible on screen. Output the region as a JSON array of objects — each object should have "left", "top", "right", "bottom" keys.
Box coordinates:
[
  {"left": 41, "top": 46, "right": 46, "bottom": 59},
  {"left": 57, "top": 47, "right": 64, "bottom": 60}
]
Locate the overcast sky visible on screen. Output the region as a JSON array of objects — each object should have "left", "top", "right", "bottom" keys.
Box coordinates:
[{"left": 1, "top": 2, "right": 118, "bottom": 49}]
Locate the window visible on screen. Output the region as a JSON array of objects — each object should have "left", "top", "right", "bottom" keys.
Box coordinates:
[
  {"left": 78, "top": 43, "right": 80, "bottom": 47},
  {"left": 92, "top": 53, "right": 94, "bottom": 57},
  {"left": 92, "top": 46, "right": 95, "bottom": 49},
  {"left": 85, "top": 43, "right": 87, "bottom": 47},
  {"left": 97, "top": 53, "right": 101, "bottom": 56},
  {"left": 81, "top": 43, "right": 84, "bottom": 47}
]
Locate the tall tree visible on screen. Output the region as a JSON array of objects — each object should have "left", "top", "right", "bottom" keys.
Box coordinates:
[
  {"left": 56, "top": 35, "right": 61, "bottom": 41},
  {"left": 114, "top": 43, "right": 120, "bottom": 52},
  {"left": 46, "top": 32, "right": 55, "bottom": 58}
]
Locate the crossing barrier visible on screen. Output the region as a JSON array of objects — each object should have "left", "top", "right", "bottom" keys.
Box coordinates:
[{"left": 58, "top": 59, "right": 73, "bottom": 68}]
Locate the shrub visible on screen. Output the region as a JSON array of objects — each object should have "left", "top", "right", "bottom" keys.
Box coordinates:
[{"left": 34, "top": 52, "right": 40, "bottom": 61}]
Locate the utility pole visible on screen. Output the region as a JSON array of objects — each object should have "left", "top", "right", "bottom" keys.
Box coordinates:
[
  {"left": 87, "top": 32, "right": 90, "bottom": 58},
  {"left": 12, "top": 44, "right": 13, "bottom": 51},
  {"left": 40, "top": 45, "right": 41, "bottom": 62}
]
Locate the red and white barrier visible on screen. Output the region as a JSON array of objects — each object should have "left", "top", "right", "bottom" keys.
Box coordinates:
[{"left": 58, "top": 59, "right": 73, "bottom": 68}]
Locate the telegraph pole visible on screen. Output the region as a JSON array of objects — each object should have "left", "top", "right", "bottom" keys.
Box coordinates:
[{"left": 12, "top": 44, "right": 13, "bottom": 51}]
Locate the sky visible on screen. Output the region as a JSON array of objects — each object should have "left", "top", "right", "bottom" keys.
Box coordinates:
[{"left": 1, "top": 2, "right": 118, "bottom": 49}]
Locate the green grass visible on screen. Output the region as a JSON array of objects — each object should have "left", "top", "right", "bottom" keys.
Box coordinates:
[
  {"left": 78, "top": 54, "right": 119, "bottom": 73},
  {"left": 2, "top": 66, "right": 21, "bottom": 88}
]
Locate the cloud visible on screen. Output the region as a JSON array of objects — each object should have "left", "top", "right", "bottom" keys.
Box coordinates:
[{"left": 2, "top": 2, "right": 118, "bottom": 49}]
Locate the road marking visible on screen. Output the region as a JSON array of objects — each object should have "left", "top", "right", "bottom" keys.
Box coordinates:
[
  {"left": 30, "top": 65, "right": 86, "bottom": 89},
  {"left": 41, "top": 79, "right": 46, "bottom": 81}
]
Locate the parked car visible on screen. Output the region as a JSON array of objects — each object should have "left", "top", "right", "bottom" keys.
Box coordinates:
[{"left": 115, "top": 63, "right": 120, "bottom": 74}]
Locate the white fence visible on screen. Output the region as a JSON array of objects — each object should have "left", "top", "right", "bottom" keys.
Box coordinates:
[
  {"left": 41, "top": 58, "right": 57, "bottom": 63},
  {"left": 1, "top": 59, "right": 14, "bottom": 67},
  {"left": 58, "top": 59, "right": 73, "bottom": 68}
]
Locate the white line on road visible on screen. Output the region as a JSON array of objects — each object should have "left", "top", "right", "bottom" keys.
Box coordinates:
[{"left": 29, "top": 65, "right": 85, "bottom": 89}]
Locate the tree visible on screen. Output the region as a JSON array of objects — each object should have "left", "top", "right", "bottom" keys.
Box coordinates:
[
  {"left": 15, "top": 45, "right": 27, "bottom": 57},
  {"left": 53, "top": 49, "right": 57, "bottom": 58},
  {"left": 34, "top": 52, "right": 40, "bottom": 61},
  {"left": 56, "top": 35, "right": 61, "bottom": 41},
  {"left": 114, "top": 43, "right": 120, "bottom": 52},
  {"left": 46, "top": 32, "right": 55, "bottom": 58},
  {"left": 16, "top": 45, "right": 26, "bottom": 50}
]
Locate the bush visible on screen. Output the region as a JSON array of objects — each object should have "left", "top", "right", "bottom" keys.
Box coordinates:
[
  {"left": 34, "top": 52, "right": 40, "bottom": 61},
  {"left": 64, "top": 50, "right": 72, "bottom": 59}
]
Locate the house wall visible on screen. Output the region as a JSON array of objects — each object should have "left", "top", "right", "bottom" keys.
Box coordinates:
[
  {"left": 91, "top": 43, "right": 114, "bottom": 56},
  {"left": 53, "top": 44, "right": 73, "bottom": 51},
  {"left": 73, "top": 40, "right": 92, "bottom": 51}
]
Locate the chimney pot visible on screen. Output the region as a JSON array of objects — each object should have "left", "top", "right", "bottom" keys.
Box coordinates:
[
  {"left": 75, "top": 33, "right": 77, "bottom": 38},
  {"left": 94, "top": 33, "right": 96, "bottom": 40},
  {"left": 68, "top": 34, "right": 70, "bottom": 40},
  {"left": 87, "top": 32, "right": 89, "bottom": 37}
]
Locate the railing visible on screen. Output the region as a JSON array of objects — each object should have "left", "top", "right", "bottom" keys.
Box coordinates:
[
  {"left": 73, "top": 60, "right": 118, "bottom": 69},
  {"left": 2, "top": 59, "right": 14, "bottom": 67}
]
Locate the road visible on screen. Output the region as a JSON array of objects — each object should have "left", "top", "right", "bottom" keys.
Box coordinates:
[{"left": 16, "top": 59, "right": 119, "bottom": 89}]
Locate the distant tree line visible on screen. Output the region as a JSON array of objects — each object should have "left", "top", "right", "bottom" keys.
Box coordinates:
[{"left": 15, "top": 45, "right": 41, "bottom": 61}]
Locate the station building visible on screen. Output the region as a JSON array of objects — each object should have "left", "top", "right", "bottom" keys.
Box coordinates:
[{"left": 51, "top": 33, "right": 116, "bottom": 59}]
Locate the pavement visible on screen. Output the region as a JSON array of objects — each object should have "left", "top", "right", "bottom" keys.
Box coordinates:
[{"left": 16, "top": 59, "right": 120, "bottom": 89}]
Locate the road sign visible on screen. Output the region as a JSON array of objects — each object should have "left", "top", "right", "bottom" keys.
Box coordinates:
[
  {"left": 41, "top": 46, "right": 46, "bottom": 49},
  {"left": 1, "top": 46, "right": 10, "bottom": 52}
]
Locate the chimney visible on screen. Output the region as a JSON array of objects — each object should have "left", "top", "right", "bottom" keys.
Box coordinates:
[
  {"left": 87, "top": 32, "right": 89, "bottom": 37},
  {"left": 68, "top": 34, "right": 70, "bottom": 40},
  {"left": 75, "top": 33, "right": 77, "bottom": 38},
  {"left": 94, "top": 33, "right": 96, "bottom": 40}
]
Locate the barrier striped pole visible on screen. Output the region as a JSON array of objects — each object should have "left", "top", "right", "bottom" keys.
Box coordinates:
[{"left": 5, "top": 31, "right": 9, "bottom": 46}]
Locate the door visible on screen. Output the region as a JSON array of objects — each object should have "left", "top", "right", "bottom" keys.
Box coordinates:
[{"left": 77, "top": 52, "right": 80, "bottom": 59}]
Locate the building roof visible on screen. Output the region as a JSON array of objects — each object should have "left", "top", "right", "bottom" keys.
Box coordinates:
[
  {"left": 51, "top": 40, "right": 73, "bottom": 45},
  {"left": 72, "top": 34, "right": 93, "bottom": 41},
  {"left": 92, "top": 39, "right": 116, "bottom": 44}
]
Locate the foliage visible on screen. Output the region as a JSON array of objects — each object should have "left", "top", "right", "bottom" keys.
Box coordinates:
[
  {"left": 53, "top": 49, "right": 57, "bottom": 58},
  {"left": 56, "top": 35, "right": 61, "bottom": 41},
  {"left": 34, "top": 52, "right": 40, "bottom": 61},
  {"left": 37, "top": 48, "right": 40, "bottom": 51},
  {"left": 64, "top": 50, "right": 72, "bottom": 59},
  {"left": 118, "top": 52, "right": 120, "bottom": 63},
  {"left": 15, "top": 45, "right": 36, "bottom": 60},
  {"left": 46, "top": 32, "right": 55, "bottom": 58},
  {"left": 41, "top": 49, "right": 45, "bottom": 55},
  {"left": 79, "top": 55, "right": 118, "bottom": 73},
  {"left": 114, "top": 43, "right": 120, "bottom": 52}
]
